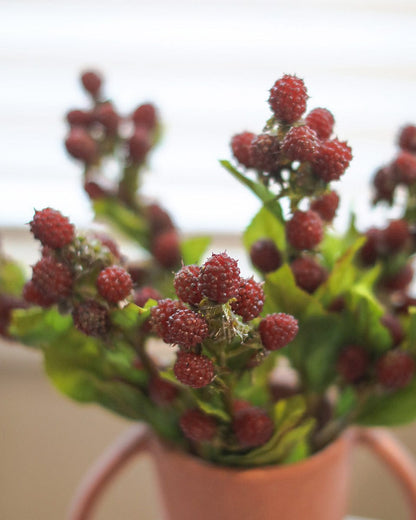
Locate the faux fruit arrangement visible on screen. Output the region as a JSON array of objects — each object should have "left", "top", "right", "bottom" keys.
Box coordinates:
[{"left": 2, "top": 71, "right": 416, "bottom": 467}]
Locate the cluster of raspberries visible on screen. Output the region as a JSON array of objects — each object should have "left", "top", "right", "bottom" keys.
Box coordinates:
[
  {"left": 149, "top": 252, "right": 299, "bottom": 390},
  {"left": 373, "top": 124, "right": 416, "bottom": 205},
  {"left": 231, "top": 74, "right": 352, "bottom": 185}
]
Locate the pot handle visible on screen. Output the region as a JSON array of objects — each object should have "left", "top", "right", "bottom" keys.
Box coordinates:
[
  {"left": 354, "top": 428, "right": 416, "bottom": 519},
  {"left": 67, "top": 423, "right": 151, "bottom": 520}
]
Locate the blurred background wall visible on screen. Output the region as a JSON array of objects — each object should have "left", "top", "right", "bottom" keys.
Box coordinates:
[{"left": 1, "top": 0, "right": 416, "bottom": 518}]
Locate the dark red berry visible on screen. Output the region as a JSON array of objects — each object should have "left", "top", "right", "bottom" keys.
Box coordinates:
[
  {"left": 167, "top": 308, "right": 209, "bottom": 348},
  {"left": 174, "top": 351, "right": 215, "bottom": 388},
  {"left": 398, "top": 125, "right": 416, "bottom": 153},
  {"left": 268, "top": 75, "right": 308, "bottom": 124},
  {"left": 180, "top": 409, "right": 217, "bottom": 442},
  {"left": 376, "top": 350, "right": 415, "bottom": 389},
  {"left": 249, "top": 239, "right": 282, "bottom": 273},
  {"left": 65, "top": 127, "right": 97, "bottom": 163},
  {"left": 312, "top": 139, "right": 352, "bottom": 182},
  {"left": 128, "top": 126, "right": 151, "bottom": 163},
  {"left": 30, "top": 208, "right": 74, "bottom": 249},
  {"left": 174, "top": 265, "right": 203, "bottom": 306},
  {"left": 393, "top": 152, "right": 416, "bottom": 185},
  {"left": 31, "top": 256, "right": 73, "bottom": 303},
  {"left": 259, "top": 313, "right": 299, "bottom": 351},
  {"left": 373, "top": 166, "right": 397, "bottom": 204},
  {"left": 72, "top": 300, "right": 110, "bottom": 337},
  {"left": 383, "top": 219, "right": 410, "bottom": 253},
  {"left": 310, "top": 191, "right": 339, "bottom": 222},
  {"left": 231, "top": 132, "right": 255, "bottom": 168},
  {"left": 291, "top": 256, "right": 327, "bottom": 293},
  {"left": 23, "top": 280, "right": 55, "bottom": 307},
  {"left": 84, "top": 181, "right": 112, "bottom": 200},
  {"left": 81, "top": 71, "right": 102, "bottom": 96},
  {"left": 250, "top": 133, "right": 281, "bottom": 172},
  {"left": 305, "top": 108, "right": 334, "bottom": 139},
  {"left": 281, "top": 125, "right": 319, "bottom": 162},
  {"left": 199, "top": 252, "right": 241, "bottom": 304},
  {"left": 231, "top": 277, "right": 264, "bottom": 322},
  {"left": 66, "top": 109, "right": 93, "bottom": 127},
  {"left": 151, "top": 230, "right": 181, "bottom": 269},
  {"left": 134, "top": 286, "right": 162, "bottom": 307},
  {"left": 93, "top": 232, "right": 121, "bottom": 259},
  {"left": 96, "top": 266, "right": 132, "bottom": 303},
  {"left": 145, "top": 203, "right": 175, "bottom": 237},
  {"left": 132, "top": 103, "right": 158, "bottom": 130},
  {"left": 381, "top": 313, "right": 405, "bottom": 347},
  {"left": 232, "top": 407, "right": 274, "bottom": 448},
  {"left": 382, "top": 264, "right": 414, "bottom": 292},
  {"left": 94, "top": 102, "right": 119, "bottom": 135},
  {"left": 337, "top": 345, "right": 369, "bottom": 383},
  {"left": 148, "top": 377, "right": 178, "bottom": 406},
  {"left": 360, "top": 228, "right": 383, "bottom": 266},
  {"left": 286, "top": 210, "right": 324, "bottom": 250},
  {"left": 150, "top": 299, "right": 187, "bottom": 339}
]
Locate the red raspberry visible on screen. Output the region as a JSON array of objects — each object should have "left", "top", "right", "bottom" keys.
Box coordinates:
[
  {"left": 249, "top": 239, "right": 282, "bottom": 273},
  {"left": 373, "top": 166, "right": 397, "bottom": 204},
  {"left": 167, "top": 308, "right": 209, "bottom": 348},
  {"left": 151, "top": 230, "right": 181, "bottom": 269},
  {"left": 199, "top": 252, "right": 241, "bottom": 304},
  {"left": 150, "top": 299, "right": 187, "bottom": 339},
  {"left": 305, "top": 108, "right": 335, "bottom": 139},
  {"left": 94, "top": 102, "right": 119, "bottom": 135},
  {"left": 23, "top": 280, "right": 55, "bottom": 307},
  {"left": 231, "top": 277, "right": 264, "bottom": 322},
  {"left": 231, "top": 132, "right": 255, "bottom": 168},
  {"left": 383, "top": 219, "right": 410, "bottom": 253},
  {"left": 328, "top": 296, "right": 345, "bottom": 313},
  {"left": 84, "top": 181, "right": 112, "bottom": 200},
  {"left": 132, "top": 103, "right": 158, "bottom": 130},
  {"left": 232, "top": 407, "right": 274, "bottom": 448},
  {"left": 180, "top": 409, "right": 217, "bottom": 442},
  {"left": 148, "top": 377, "right": 178, "bottom": 406},
  {"left": 66, "top": 109, "right": 93, "bottom": 127},
  {"left": 128, "top": 126, "right": 151, "bottom": 163},
  {"left": 96, "top": 266, "right": 132, "bottom": 303},
  {"left": 268, "top": 74, "right": 308, "bottom": 124},
  {"left": 31, "top": 256, "right": 73, "bottom": 303},
  {"left": 291, "top": 256, "right": 327, "bottom": 293},
  {"left": 286, "top": 210, "right": 324, "bottom": 250},
  {"left": 337, "top": 345, "right": 369, "bottom": 383},
  {"left": 174, "top": 265, "right": 203, "bottom": 306},
  {"left": 250, "top": 134, "right": 281, "bottom": 173},
  {"left": 398, "top": 125, "right": 416, "bottom": 153},
  {"left": 134, "top": 286, "right": 162, "bottom": 307},
  {"left": 281, "top": 126, "right": 319, "bottom": 162},
  {"left": 65, "top": 127, "right": 97, "bottom": 164},
  {"left": 393, "top": 152, "right": 416, "bottom": 185},
  {"left": 30, "top": 208, "right": 74, "bottom": 249},
  {"left": 310, "top": 191, "right": 339, "bottom": 222},
  {"left": 312, "top": 139, "right": 352, "bottom": 182},
  {"left": 376, "top": 350, "right": 415, "bottom": 389},
  {"left": 382, "top": 264, "right": 413, "bottom": 292},
  {"left": 360, "top": 228, "right": 383, "bottom": 266},
  {"left": 145, "top": 203, "right": 175, "bottom": 237},
  {"left": 174, "top": 351, "right": 215, "bottom": 388},
  {"left": 72, "top": 300, "right": 110, "bottom": 337},
  {"left": 381, "top": 313, "right": 404, "bottom": 347},
  {"left": 259, "top": 313, "right": 299, "bottom": 351},
  {"left": 80, "top": 70, "right": 102, "bottom": 96}
]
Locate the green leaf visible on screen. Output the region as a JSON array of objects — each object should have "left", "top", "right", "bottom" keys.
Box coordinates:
[
  {"left": 180, "top": 236, "right": 211, "bottom": 265},
  {"left": 356, "top": 379, "right": 416, "bottom": 426},
  {"left": 335, "top": 386, "right": 357, "bottom": 418},
  {"left": 110, "top": 302, "right": 151, "bottom": 330},
  {"left": 0, "top": 258, "right": 26, "bottom": 295},
  {"left": 319, "top": 213, "right": 360, "bottom": 269},
  {"left": 243, "top": 205, "right": 286, "bottom": 254},
  {"left": 194, "top": 397, "right": 230, "bottom": 422}
]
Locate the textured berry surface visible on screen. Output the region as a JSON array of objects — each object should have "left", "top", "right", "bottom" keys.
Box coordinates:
[
  {"left": 151, "top": 230, "right": 181, "bottom": 269},
  {"left": 376, "top": 350, "right": 415, "bottom": 389},
  {"left": 72, "top": 300, "right": 110, "bottom": 337},
  {"left": 250, "top": 239, "right": 282, "bottom": 273},
  {"left": 133, "top": 286, "right": 162, "bottom": 307},
  {"left": 393, "top": 152, "right": 416, "bottom": 185},
  {"left": 373, "top": 166, "right": 397, "bottom": 204},
  {"left": 231, "top": 277, "right": 264, "bottom": 322},
  {"left": 167, "top": 308, "right": 209, "bottom": 348},
  {"left": 310, "top": 191, "right": 339, "bottom": 222},
  {"left": 94, "top": 102, "right": 119, "bottom": 135},
  {"left": 337, "top": 345, "right": 369, "bottom": 383},
  {"left": 65, "top": 127, "right": 97, "bottom": 163},
  {"left": 31, "top": 256, "right": 73, "bottom": 303},
  {"left": 232, "top": 407, "right": 274, "bottom": 448},
  {"left": 286, "top": 210, "right": 324, "bottom": 250},
  {"left": 23, "top": 280, "right": 55, "bottom": 307},
  {"left": 132, "top": 103, "right": 158, "bottom": 130},
  {"left": 199, "top": 252, "right": 241, "bottom": 304},
  {"left": 259, "top": 313, "right": 299, "bottom": 351},
  {"left": 398, "top": 125, "right": 416, "bottom": 153},
  {"left": 381, "top": 313, "right": 405, "bottom": 347},
  {"left": 250, "top": 133, "right": 281, "bottom": 173},
  {"left": 180, "top": 409, "right": 217, "bottom": 442},
  {"left": 30, "top": 208, "right": 74, "bottom": 249},
  {"left": 268, "top": 75, "right": 308, "bottom": 124},
  {"left": 81, "top": 71, "right": 102, "bottom": 95},
  {"left": 231, "top": 132, "right": 255, "bottom": 168},
  {"left": 291, "top": 256, "right": 327, "bottom": 293},
  {"left": 383, "top": 219, "right": 410, "bottom": 253},
  {"left": 150, "top": 299, "right": 187, "bottom": 339},
  {"left": 148, "top": 377, "right": 178, "bottom": 406},
  {"left": 128, "top": 127, "right": 151, "bottom": 163},
  {"left": 281, "top": 125, "right": 319, "bottom": 162},
  {"left": 96, "top": 266, "right": 132, "bottom": 303},
  {"left": 312, "top": 139, "right": 352, "bottom": 182},
  {"left": 305, "top": 108, "right": 334, "bottom": 139},
  {"left": 174, "top": 265, "right": 203, "bottom": 306},
  {"left": 174, "top": 351, "right": 215, "bottom": 388}
]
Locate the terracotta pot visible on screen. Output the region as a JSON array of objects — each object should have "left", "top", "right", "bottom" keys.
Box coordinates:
[{"left": 68, "top": 425, "right": 416, "bottom": 520}]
